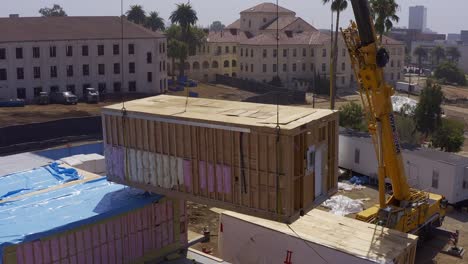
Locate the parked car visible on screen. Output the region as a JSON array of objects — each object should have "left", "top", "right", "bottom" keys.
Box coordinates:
[
  {"left": 49, "top": 91, "right": 78, "bottom": 105},
  {"left": 84, "top": 88, "right": 99, "bottom": 103},
  {"left": 36, "top": 92, "right": 50, "bottom": 105}
]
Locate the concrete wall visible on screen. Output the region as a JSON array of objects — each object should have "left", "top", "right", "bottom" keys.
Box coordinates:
[{"left": 0, "top": 38, "right": 168, "bottom": 101}]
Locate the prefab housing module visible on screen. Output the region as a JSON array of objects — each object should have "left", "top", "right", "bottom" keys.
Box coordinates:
[
  {"left": 102, "top": 95, "right": 339, "bottom": 222},
  {"left": 218, "top": 210, "right": 418, "bottom": 264},
  {"left": 0, "top": 175, "right": 187, "bottom": 264},
  {"left": 339, "top": 128, "right": 468, "bottom": 204}
]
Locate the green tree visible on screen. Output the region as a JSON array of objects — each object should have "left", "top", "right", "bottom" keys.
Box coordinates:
[
  {"left": 39, "top": 4, "right": 67, "bottom": 17},
  {"left": 126, "top": 5, "right": 146, "bottom": 25},
  {"left": 339, "top": 102, "right": 366, "bottom": 131},
  {"left": 434, "top": 61, "right": 467, "bottom": 85},
  {"left": 145, "top": 11, "right": 165, "bottom": 31},
  {"left": 269, "top": 76, "right": 283, "bottom": 87},
  {"left": 169, "top": 3, "right": 199, "bottom": 78},
  {"left": 369, "top": 0, "right": 399, "bottom": 42},
  {"left": 167, "top": 39, "right": 188, "bottom": 80},
  {"left": 432, "top": 118, "right": 465, "bottom": 152},
  {"left": 395, "top": 115, "right": 421, "bottom": 145},
  {"left": 446, "top": 46, "right": 461, "bottom": 63},
  {"left": 210, "top": 21, "right": 225, "bottom": 32},
  {"left": 414, "top": 80, "right": 443, "bottom": 137},
  {"left": 312, "top": 72, "right": 331, "bottom": 95},
  {"left": 413, "top": 46, "right": 427, "bottom": 76},
  {"left": 322, "top": 0, "right": 348, "bottom": 110},
  {"left": 431, "top": 46, "right": 445, "bottom": 67}
]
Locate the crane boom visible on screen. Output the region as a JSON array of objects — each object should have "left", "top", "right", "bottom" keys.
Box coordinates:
[{"left": 342, "top": 0, "right": 447, "bottom": 233}]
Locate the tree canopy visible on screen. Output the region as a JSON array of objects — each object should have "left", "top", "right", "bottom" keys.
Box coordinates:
[
  {"left": 126, "top": 5, "right": 146, "bottom": 25},
  {"left": 145, "top": 11, "right": 165, "bottom": 31},
  {"left": 210, "top": 21, "right": 225, "bottom": 32},
  {"left": 432, "top": 118, "right": 465, "bottom": 152},
  {"left": 370, "top": 0, "right": 399, "bottom": 41},
  {"left": 446, "top": 47, "right": 461, "bottom": 63},
  {"left": 414, "top": 80, "right": 443, "bottom": 137},
  {"left": 39, "top": 4, "right": 67, "bottom": 17},
  {"left": 413, "top": 46, "right": 427, "bottom": 74},
  {"left": 434, "top": 61, "right": 467, "bottom": 86},
  {"left": 339, "top": 102, "right": 366, "bottom": 131},
  {"left": 431, "top": 46, "right": 445, "bottom": 66}
]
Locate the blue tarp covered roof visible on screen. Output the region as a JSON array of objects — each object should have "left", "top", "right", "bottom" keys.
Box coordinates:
[
  {"left": 0, "top": 176, "right": 162, "bottom": 261},
  {"left": 0, "top": 162, "right": 81, "bottom": 200}
]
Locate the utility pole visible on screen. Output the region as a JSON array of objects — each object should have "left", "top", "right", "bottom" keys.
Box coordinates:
[{"left": 330, "top": 10, "right": 334, "bottom": 110}]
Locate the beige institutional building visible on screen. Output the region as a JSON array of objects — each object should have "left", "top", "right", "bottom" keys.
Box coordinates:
[{"left": 174, "top": 2, "right": 405, "bottom": 92}]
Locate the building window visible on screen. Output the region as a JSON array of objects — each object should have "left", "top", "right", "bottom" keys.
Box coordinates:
[
  {"left": 390, "top": 60, "right": 394, "bottom": 67},
  {"left": 225, "top": 46, "right": 229, "bottom": 53},
  {"left": 302, "top": 63, "right": 306, "bottom": 72},
  {"left": 273, "top": 64, "right": 277, "bottom": 73},
  {"left": 82, "top": 64, "right": 90, "bottom": 76},
  {"left": 98, "top": 64, "right": 105, "bottom": 75},
  {"left": 240, "top": 48, "right": 243, "bottom": 57},
  {"left": 114, "top": 63, "right": 120, "bottom": 74},
  {"left": 66, "top": 46, "right": 73, "bottom": 57},
  {"left": 263, "top": 64, "right": 267, "bottom": 73},
  {"left": 233, "top": 46, "right": 237, "bottom": 54},
  {"left": 303, "top": 48, "right": 306, "bottom": 57},
  {"left": 129, "top": 62, "right": 135, "bottom": 73},
  {"left": 273, "top": 49, "right": 277, "bottom": 58},
  {"left": 113, "top": 82, "right": 121, "bottom": 92},
  {"left": 128, "top": 81, "right": 136, "bottom": 92},
  {"left": 49, "top": 46, "right": 56, "bottom": 58},
  {"left": 50, "top": 86, "right": 59, "bottom": 93},
  {"left": 240, "top": 63, "right": 243, "bottom": 71},
  {"left": 147, "top": 72, "right": 153, "bottom": 82},
  {"left": 50, "top": 66, "right": 57, "bottom": 78},
  {"left": 16, "top": 68, "right": 24, "bottom": 80},
  {"left": 82, "top": 45, "right": 89, "bottom": 56},
  {"left": 251, "top": 64, "right": 254, "bottom": 72},
  {"left": 245, "top": 64, "right": 248, "bottom": 72},
  {"left": 248, "top": 20, "right": 251, "bottom": 28},
  {"left": 342, "top": 76, "right": 345, "bottom": 85},
  {"left": 310, "top": 63, "right": 315, "bottom": 71},
  {"left": 432, "top": 170, "right": 439, "bottom": 189},
  {"left": 224, "top": 60, "right": 229, "bottom": 68},
  {"left": 147, "top": 52, "right": 152, "bottom": 63},
  {"left": 311, "top": 48, "right": 314, "bottom": 57},
  {"left": 113, "top": 44, "right": 119, "bottom": 55},
  {"left": 232, "top": 60, "right": 237, "bottom": 67},
  {"left": 17, "top": 88, "right": 26, "bottom": 99},
  {"left": 66, "top": 85, "right": 76, "bottom": 94},
  {"left": 33, "top": 66, "right": 41, "bottom": 79},
  {"left": 16, "top": 47, "right": 23, "bottom": 59},
  {"left": 293, "top": 49, "right": 297, "bottom": 57},
  {"left": 250, "top": 49, "right": 254, "bottom": 57},
  {"left": 322, "top": 63, "right": 326, "bottom": 72},
  {"left": 0, "top": 69, "right": 6, "bottom": 81},
  {"left": 342, "top": 48, "right": 346, "bottom": 57},
  {"left": 128, "top": 44, "right": 135, "bottom": 55},
  {"left": 283, "top": 64, "right": 287, "bottom": 72},
  {"left": 66, "top": 65, "right": 73, "bottom": 77},
  {"left": 0, "top": 48, "right": 5, "bottom": 60},
  {"left": 341, "top": 62, "right": 346, "bottom": 71},
  {"left": 397, "top": 72, "right": 401, "bottom": 80},
  {"left": 163, "top": 60, "right": 166, "bottom": 71},
  {"left": 322, "top": 49, "right": 326, "bottom": 57},
  {"left": 33, "top": 47, "right": 40, "bottom": 58},
  {"left": 98, "top": 45, "right": 104, "bottom": 56},
  {"left": 283, "top": 49, "right": 288, "bottom": 57},
  {"left": 34, "top": 87, "right": 42, "bottom": 97},
  {"left": 354, "top": 148, "right": 360, "bottom": 164},
  {"left": 98, "top": 83, "right": 106, "bottom": 94},
  {"left": 263, "top": 49, "right": 267, "bottom": 58},
  {"left": 292, "top": 63, "right": 297, "bottom": 72}
]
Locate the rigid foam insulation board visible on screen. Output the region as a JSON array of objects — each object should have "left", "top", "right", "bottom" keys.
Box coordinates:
[
  {"left": 0, "top": 175, "right": 187, "bottom": 264},
  {"left": 102, "top": 95, "right": 339, "bottom": 222},
  {"left": 218, "top": 209, "right": 418, "bottom": 264}
]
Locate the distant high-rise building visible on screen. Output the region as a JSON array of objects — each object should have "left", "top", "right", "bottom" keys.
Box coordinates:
[
  {"left": 461, "top": 30, "right": 468, "bottom": 44},
  {"left": 447, "top": 33, "right": 461, "bottom": 42},
  {"left": 409, "top": 6, "right": 427, "bottom": 31}
]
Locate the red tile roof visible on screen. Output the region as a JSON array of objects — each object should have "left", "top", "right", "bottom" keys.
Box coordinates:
[
  {"left": 240, "top": 2, "right": 295, "bottom": 15},
  {"left": 207, "top": 30, "right": 249, "bottom": 43},
  {"left": 226, "top": 19, "right": 240, "bottom": 29},
  {"left": 240, "top": 31, "right": 331, "bottom": 46},
  {"left": 0, "top": 16, "right": 164, "bottom": 43}
]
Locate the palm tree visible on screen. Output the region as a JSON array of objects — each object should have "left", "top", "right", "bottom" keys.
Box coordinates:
[
  {"left": 145, "top": 11, "right": 165, "bottom": 31},
  {"left": 167, "top": 39, "right": 188, "bottom": 80},
  {"left": 169, "top": 3, "right": 198, "bottom": 78},
  {"left": 413, "top": 46, "right": 427, "bottom": 76},
  {"left": 446, "top": 47, "right": 461, "bottom": 63},
  {"left": 126, "top": 5, "right": 146, "bottom": 25},
  {"left": 322, "top": 0, "right": 348, "bottom": 110},
  {"left": 370, "top": 0, "right": 399, "bottom": 42},
  {"left": 431, "top": 46, "right": 445, "bottom": 67}
]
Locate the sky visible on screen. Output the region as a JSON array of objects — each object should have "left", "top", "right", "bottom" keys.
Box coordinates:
[{"left": 1, "top": 0, "right": 467, "bottom": 35}]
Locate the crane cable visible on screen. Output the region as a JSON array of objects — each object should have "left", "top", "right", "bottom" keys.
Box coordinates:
[
  {"left": 275, "top": 0, "right": 281, "bottom": 216},
  {"left": 120, "top": 0, "right": 130, "bottom": 180}
]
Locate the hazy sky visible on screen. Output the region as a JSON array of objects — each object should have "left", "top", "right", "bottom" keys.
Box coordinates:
[{"left": 1, "top": 0, "right": 466, "bottom": 35}]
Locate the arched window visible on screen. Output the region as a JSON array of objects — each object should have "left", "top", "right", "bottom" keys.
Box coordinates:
[
  {"left": 224, "top": 60, "right": 230, "bottom": 68},
  {"left": 202, "top": 61, "right": 209, "bottom": 69},
  {"left": 193, "top": 61, "right": 200, "bottom": 70},
  {"left": 232, "top": 60, "right": 237, "bottom": 67},
  {"left": 212, "top": 61, "right": 219, "bottom": 68}
]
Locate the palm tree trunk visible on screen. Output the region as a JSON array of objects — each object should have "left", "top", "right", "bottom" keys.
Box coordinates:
[
  {"left": 331, "top": 10, "right": 340, "bottom": 110},
  {"left": 179, "top": 58, "right": 185, "bottom": 79}
]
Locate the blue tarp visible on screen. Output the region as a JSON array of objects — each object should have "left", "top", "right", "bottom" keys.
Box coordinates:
[
  {"left": 0, "top": 177, "right": 162, "bottom": 262},
  {"left": 0, "top": 162, "right": 80, "bottom": 200}
]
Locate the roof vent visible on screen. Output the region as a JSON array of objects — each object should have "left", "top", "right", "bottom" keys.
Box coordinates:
[{"left": 9, "top": 14, "right": 19, "bottom": 18}]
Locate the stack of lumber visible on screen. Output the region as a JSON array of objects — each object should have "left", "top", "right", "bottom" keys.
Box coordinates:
[{"left": 102, "top": 95, "right": 339, "bottom": 222}]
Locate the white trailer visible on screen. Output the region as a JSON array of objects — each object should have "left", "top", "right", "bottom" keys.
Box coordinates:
[
  {"left": 218, "top": 210, "right": 418, "bottom": 264},
  {"left": 395, "top": 81, "right": 422, "bottom": 94}
]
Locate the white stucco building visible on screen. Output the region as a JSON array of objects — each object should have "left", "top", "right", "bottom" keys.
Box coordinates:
[
  {"left": 410, "top": 40, "right": 468, "bottom": 74},
  {"left": 177, "top": 2, "right": 404, "bottom": 92},
  {"left": 339, "top": 128, "right": 468, "bottom": 204},
  {"left": 0, "top": 16, "right": 168, "bottom": 101}
]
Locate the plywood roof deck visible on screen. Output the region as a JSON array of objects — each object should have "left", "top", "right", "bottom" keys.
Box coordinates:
[
  {"left": 103, "top": 95, "right": 336, "bottom": 134},
  {"left": 223, "top": 209, "right": 418, "bottom": 263}
]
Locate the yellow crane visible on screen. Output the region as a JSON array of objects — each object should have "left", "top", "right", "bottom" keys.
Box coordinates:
[{"left": 341, "top": 0, "right": 448, "bottom": 235}]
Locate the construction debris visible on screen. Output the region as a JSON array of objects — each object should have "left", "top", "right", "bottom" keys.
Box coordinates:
[
  {"left": 338, "top": 182, "right": 366, "bottom": 191},
  {"left": 322, "top": 195, "right": 364, "bottom": 216}
]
